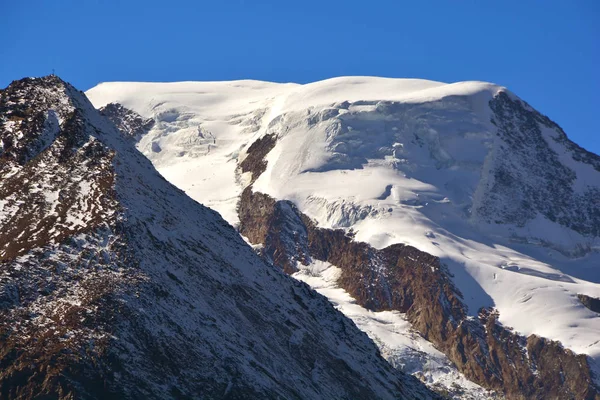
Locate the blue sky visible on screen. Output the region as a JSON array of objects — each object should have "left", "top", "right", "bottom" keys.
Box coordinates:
[{"left": 1, "top": 1, "right": 598, "bottom": 153}]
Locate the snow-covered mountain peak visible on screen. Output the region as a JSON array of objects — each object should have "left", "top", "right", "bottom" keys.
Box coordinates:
[
  {"left": 86, "top": 76, "right": 600, "bottom": 398},
  {"left": 86, "top": 76, "right": 508, "bottom": 222},
  {"left": 88, "top": 76, "right": 506, "bottom": 118}
]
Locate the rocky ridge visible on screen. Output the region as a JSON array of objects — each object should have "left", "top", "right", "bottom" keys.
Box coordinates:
[
  {"left": 99, "top": 102, "right": 155, "bottom": 139},
  {"left": 476, "top": 92, "right": 600, "bottom": 245}
]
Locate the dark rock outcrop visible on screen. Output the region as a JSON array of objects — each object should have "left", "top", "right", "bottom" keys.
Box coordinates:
[
  {"left": 579, "top": 294, "right": 600, "bottom": 314},
  {"left": 99, "top": 102, "right": 154, "bottom": 138},
  {"left": 239, "top": 133, "right": 277, "bottom": 182}
]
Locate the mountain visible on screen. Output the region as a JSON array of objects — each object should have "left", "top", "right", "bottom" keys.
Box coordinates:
[
  {"left": 87, "top": 76, "right": 600, "bottom": 399},
  {"left": 0, "top": 76, "right": 440, "bottom": 399}
]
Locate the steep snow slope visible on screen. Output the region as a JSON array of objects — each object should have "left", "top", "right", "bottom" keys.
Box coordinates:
[
  {"left": 0, "top": 76, "right": 439, "bottom": 399},
  {"left": 87, "top": 77, "right": 600, "bottom": 395}
]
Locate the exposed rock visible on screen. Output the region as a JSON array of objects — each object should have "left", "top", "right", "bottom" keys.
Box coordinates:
[
  {"left": 99, "top": 102, "right": 154, "bottom": 138},
  {"left": 475, "top": 92, "right": 600, "bottom": 238},
  {"left": 579, "top": 294, "right": 600, "bottom": 313},
  {"left": 239, "top": 133, "right": 277, "bottom": 183}
]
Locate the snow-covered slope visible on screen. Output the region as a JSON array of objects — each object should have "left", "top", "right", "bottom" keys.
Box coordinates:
[
  {"left": 0, "top": 76, "right": 441, "bottom": 399},
  {"left": 87, "top": 76, "right": 600, "bottom": 398},
  {"left": 86, "top": 77, "right": 456, "bottom": 224}
]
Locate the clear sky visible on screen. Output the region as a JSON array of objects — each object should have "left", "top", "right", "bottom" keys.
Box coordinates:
[{"left": 1, "top": 0, "right": 598, "bottom": 153}]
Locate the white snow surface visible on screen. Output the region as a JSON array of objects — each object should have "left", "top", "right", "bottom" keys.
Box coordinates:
[{"left": 87, "top": 76, "right": 600, "bottom": 373}]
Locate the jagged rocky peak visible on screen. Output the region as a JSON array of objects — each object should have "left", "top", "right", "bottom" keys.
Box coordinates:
[
  {"left": 0, "top": 76, "right": 78, "bottom": 166},
  {"left": 0, "top": 76, "right": 440, "bottom": 399},
  {"left": 0, "top": 76, "right": 117, "bottom": 261},
  {"left": 99, "top": 102, "right": 154, "bottom": 138}
]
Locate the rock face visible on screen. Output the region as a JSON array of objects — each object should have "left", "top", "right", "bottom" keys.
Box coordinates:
[
  {"left": 475, "top": 92, "right": 600, "bottom": 240},
  {"left": 238, "top": 185, "right": 599, "bottom": 400},
  {"left": 0, "top": 76, "right": 439, "bottom": 399},
  {"left": 579, "top": 294, "right": 600, "bottom": 314},
  {"left": 99, "top": 102, "right": 155, "bottom": 139}
]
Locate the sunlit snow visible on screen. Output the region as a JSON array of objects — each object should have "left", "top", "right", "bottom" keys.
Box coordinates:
[{"left": 87, "top": 76, "right": 600, "bottom": 391}]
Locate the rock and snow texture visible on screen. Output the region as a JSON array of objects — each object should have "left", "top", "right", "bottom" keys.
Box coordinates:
[
  {"left": 99, "top": 102, "right": 155, "bottom": 139},
  {"left": 292, "top": 260, "right": 496, "bottom": 400},
  {"left": 87, "top": 76, "right": 600, "bottom": 397},
  {"left": 0, "top": 76, "right": 440, "bottom": 399}
]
